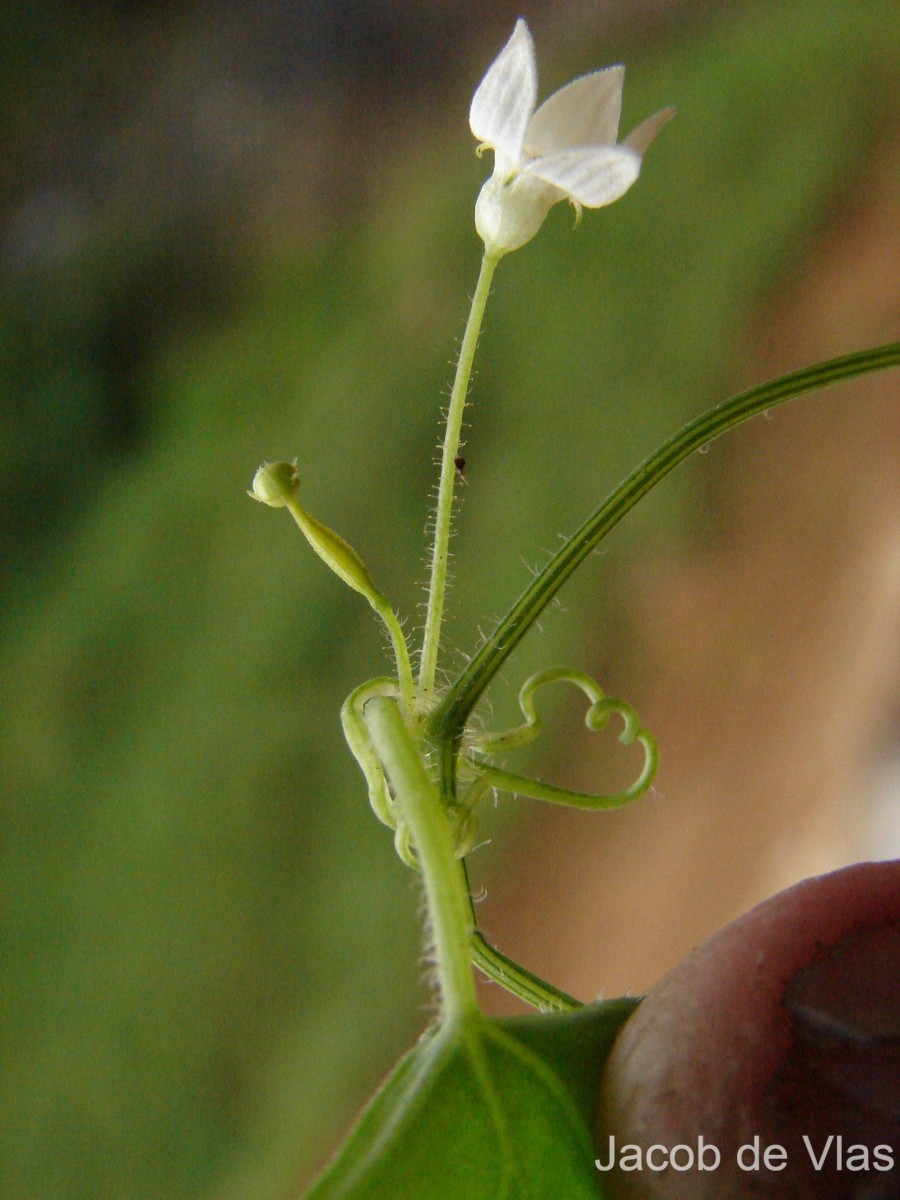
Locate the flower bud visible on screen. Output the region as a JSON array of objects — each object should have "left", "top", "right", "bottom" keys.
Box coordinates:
[{"left": 249, "top": 460, "right": 299, "bottom": 507}]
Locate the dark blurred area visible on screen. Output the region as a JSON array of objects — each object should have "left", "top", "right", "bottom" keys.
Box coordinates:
[
  {"left": 2, "top": 0, "right": 731, "bottom": 583},
  {"left": 1, "top": 2, "right": 898, "bottom": 1198}
]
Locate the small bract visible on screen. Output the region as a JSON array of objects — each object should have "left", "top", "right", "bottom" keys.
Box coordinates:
[{"left": 470, "top": 19, "right": 674, "bottom": 258}]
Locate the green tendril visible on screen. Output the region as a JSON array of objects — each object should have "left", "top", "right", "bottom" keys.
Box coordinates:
[
  {"left": 340, "top": 678, "right": 404, "bottom": 833},
  {"left": 464, "top": 668, "right": 657, "bottom": 810},
  {"left": 341, "top": 678, "right": 478, "bottom": 869},
  {"left": 343, "top": 667, "right": 655, "bottom": 876}
]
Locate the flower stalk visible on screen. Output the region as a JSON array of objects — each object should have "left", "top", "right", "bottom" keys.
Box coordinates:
[{"left": 418, "top": 251, "right": 498, "bottom": 702}]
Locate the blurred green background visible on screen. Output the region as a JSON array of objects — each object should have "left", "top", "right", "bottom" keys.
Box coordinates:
[{"left": 1, "top": 1, "right": 897, "bottom": 1197}]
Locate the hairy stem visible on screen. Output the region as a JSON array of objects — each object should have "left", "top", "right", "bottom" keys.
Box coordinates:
[
  {"left": 419, "top": 253, "right": 499, "bottom": 701},
  {"left": 471, "top": 933, "right": 581, "bottom": 1011},
  {"left": 369, "top": 596, "right": 416, "bottom": 716},
  {"left": 460, "top": 853, "right": 582, "bottom": 1011},
  {"left": 364, "top": 695, "right": 478, "bottom": 1022}
]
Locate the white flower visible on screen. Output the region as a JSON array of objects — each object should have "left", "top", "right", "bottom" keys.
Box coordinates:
[{"left": 470, "top": 19, "right": 674, "bottom": 258}]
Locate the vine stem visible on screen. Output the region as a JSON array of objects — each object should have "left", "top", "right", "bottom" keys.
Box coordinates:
[
  {"left": 364, "top": 694, "right": 478, "bottom": 1023},
  {"left": 471, "top": 934, "right": 581, "bottom": 1012},
  {"left": 418, "top": 252, "right": 499, "bottom": 702},
  {"left": 430, "top": 341, "right": 900, "bottom": 764}
]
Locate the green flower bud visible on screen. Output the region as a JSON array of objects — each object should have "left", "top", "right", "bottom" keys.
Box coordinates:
[
  {"left": 246, "top": 455, "right": 413, "bottom": 707},
  {"left": 249, "top": 460, "right": 299, "bottom": 507},
  {"left": 249, "top": 457, "right": 380, "bottom": 600}
]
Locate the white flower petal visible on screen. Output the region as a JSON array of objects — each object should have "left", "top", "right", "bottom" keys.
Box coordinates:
[
  {"left": 525, "top": 66, "right": 625, "bottom": 157},
  {"left": 623, "top": 105, "right": 676, "bottom": 156},
  {"left": 526, "top": 145, "right": 642, "bottom": 208},
  {"left": 469, "top": 22, "right": 673, "bottom": 256},
  {"left": 469, "top": 19, "right": 537, "bottom": 167}
]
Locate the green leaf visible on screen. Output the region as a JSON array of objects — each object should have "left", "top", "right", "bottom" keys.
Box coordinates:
[
  {"left": 303, "top": 1003, "right": 637, "bottom": 1199},
  {"left": 497, "top": 998, "right": 639, "bottom": 1131}
]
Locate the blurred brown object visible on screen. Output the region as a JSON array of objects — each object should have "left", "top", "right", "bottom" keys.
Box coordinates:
[
  {"left": 595, "top": 861, "right": 900, "bottom": 1199},
  {"left": 475, "top": 136, "right": 900, "bottom": 1011}
]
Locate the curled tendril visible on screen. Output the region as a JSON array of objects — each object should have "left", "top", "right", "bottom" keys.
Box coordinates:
[
  {"left": 341, "top": 678, "right": 478, "bottom": 869},
  {"left": 341, "top": 677, "right": 402, "bottom": 829},
  {"left": 342, "top": 667, "right": 657, "bottom": 871},
  {"left": 464, "top": 667, "right": 658, "bottom": 810}
]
